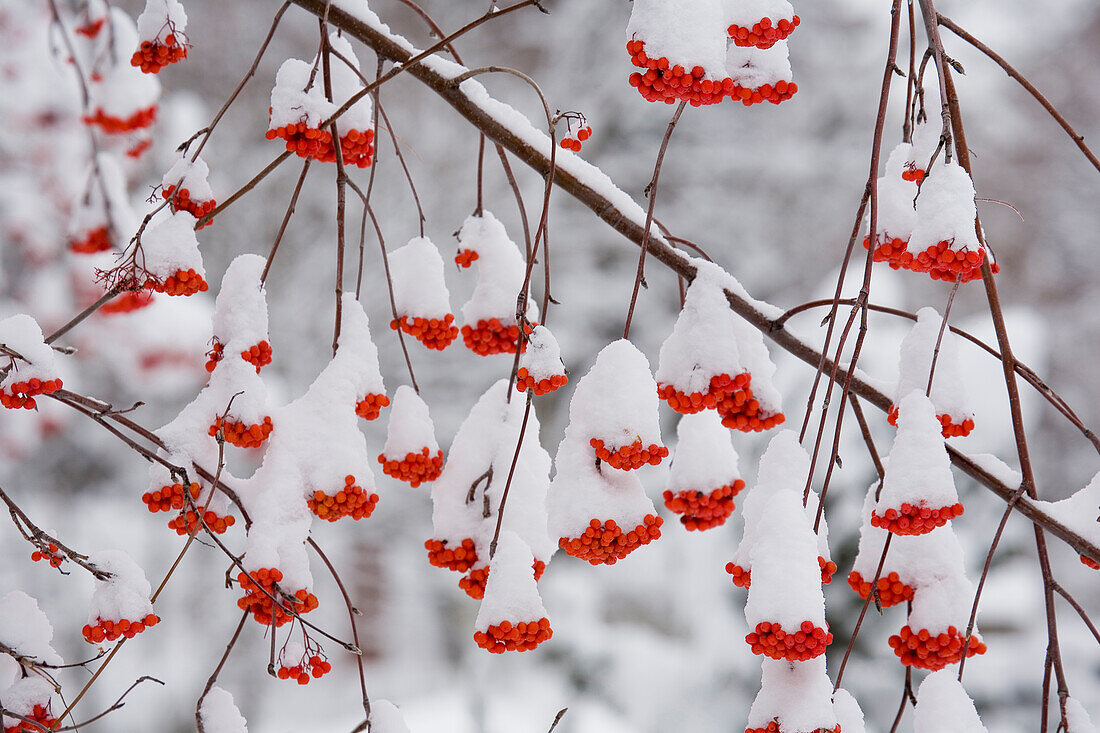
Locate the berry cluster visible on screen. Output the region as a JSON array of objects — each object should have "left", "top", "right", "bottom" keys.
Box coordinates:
[
  {"left": 424, "top": 537, "right": 478, "bottom": 572},
  {"left": 70, "top": 226, "right": 112, "bottom": 254},
  {"left": 864, "top": 234, "right": 912, "bottom": 271},
  {"left": 725, "top": 561, "right": 751, "bottom": 588},
  {"left": 657, "top": 372, "right": 751, "bottom": 415},
  {"left": 461, "top": 319, "right": 533, "bottom": 356},
  {"left": 558, "top": 515, "right": 663, "bottom": 565},
  {"left": 82, "top": 613, "right": 160, "bottom": 643},
  {"left": 209, "top": 416, "right": 274, "bottom": 448},
  {"left": 241, "top": 341, "right": 273, "bottom": 372},
  {"left": 454, "top": 249, "right": 479, "bottom": 268},
  {"left": 717, "top": 391, "right": 786, "bottom": 432},
  {"left": 515, "top": 367, "right": 568, "bottom": 396},
  {"left": 390, "top": 314, "right": 459, "bottom": 351},
  {"left": 337, "top": 128, "right": 376, "bottom": 169},
  {"left": 142, "top": 481, "right": 200, "bottom": 513},
  {"left": 355, "top": 392, "right": 390, "bottom": 420},
  {"left": 745, "top": 620, "right": 832, "bottom": 661},
  {"left": 144, "top": 268, "right": 208, "bottom": 296},
  {"left": 131, "top": 34, "right": 188, "bottom": 74},
  {"left": 887, "top": 405, "right": 974, "bottom": 438},
  {"left": 204, "top": 342, "right": 224, "bottom": 372},
  {"left": 1, "top": 377, "right": 62, "bottom": 410},
  {"left": 266, "top": 123, "right": 376, "bottom": 168},
  {"left": 168, "top": 506, "right": 235, "bottom": 535},
  {"left": 819, "top": 555, "right": 838, "bottom": 584},
  {"left": 3, "top": 703, "right": 57, "bottom": 733},
  {"left": 627, "top": 40, "right": 729, "bottom": 106},
  {"left": 83, "top": 106, "right": 157, "bottom": 134},
  {"left": 474, "top": 617, "right": 552, "bottom": 654},
  {"left": 162, "top": 184, "right": 215, "bottom": 225},
  {"left": 277, "top": 654, "right": 333, "bottom": 685},
  {"left": 236, "top": 568, "right": 319, "bottom": 626},
  {"left": 901, "top": 164, "right": 925, "bottom": 183},
  {"left": 871, "top": 501, "right": 964, "bottom": 535},
  {"left": 662, "top": 479, "right": 745, "bottom": 531},
  {"left": 458, "top": 560, "right": 545, "bottom": 600},
  {"left": 101, "top": 290, "right": 154, "bottom": 315},
  {"left": 728, "top": 16, "right": 800, "bottom": 49},
  {"left": 910, "top": 240, "right": 993, "bottom": 283},
  {"left": 559, "top": 125, "right": 591, "bottom": 152},
  {"left": 888, "top": 625, "right": 987, "bottom": 670},
  {"left": 847, "top": 570, "right": 915, "bottom": 608},
  {"left": 747, "top": 724, "right": 838, "bottom": 733},
  {"left": 30, "top": 543, "right": 64, "bottom": 568},
  {"left": 378, "top": 447, "right": 444, "bottom": 487},
  {"left": 307, "top": 475, "right": 379, "bottom": 522},
  {"left": 590, "top": 437, "right": 669, "bottom": 470},
  {"left": 1081, "top": 555, "right": 1099, "bottom": 570}
]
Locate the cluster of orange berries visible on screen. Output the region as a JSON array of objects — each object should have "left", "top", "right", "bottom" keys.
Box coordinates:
[
  {"left": 911, "top": 240, "right": 995, "bottom": 283},
  {"left": 378, "top": 447, "right": 444, "bottom": 487},
  {"left": 131, "top": 34, "right": 188, "bottom": 74},
  {"left": 390, "top": 314, "right": 459, "bottom": 351},
  {"left": 726, "top": 561, "right": 751, "bottom": 588},
  {"left": 337, "top": 129, "right": 376, "bottom": 169},
  {"left": 887, "top": 405, "right": 974, "bottom": 438},
  {"left": 1081, "top": 555, "right": 1099, "bottom": 570},
  {"left": 658, "top": 372, "right": 752, "bottom": 415},
  {"left": 277, "top": 654, "right": 333, "bottom": 685},
  {"left": 142, "top": 481, "right": 200, "bottom": 513},
  {"left": 746, "top": 620, "right": 832, "bottom": 661},
  {"left": 144, "top": 268, "right": 208, "bottom": 296},
  {"left": 83, "top": 106, "right": 157, "bottom": 134},
  {"left": 590, "top": 437, "right": 669, "bottom": 470},
  {"left": 355, "top": 392, "right": 390, "bottom": 420},
  {"left": 266, "top": 123, "right": 376, "bottom": 169},
  {"left": 2, "top": 377, "right": 62, "bottom": 410},
  {"left": 425, "top": 537, "right": 478, "bottom": 572},
  {"left": 307, "top": 475, "right": 379, "bottom": 522},
  {"left": 461, "top": 319, "right": 532, "bottom": 356},
  {"left": 168, "top": 506, "right": 235, "bottom": 535},
  {"left": 459, "top": 560, "right": 545, "bottom": 600},
  {"left": 236, "top": 568, "right": 319, "bottom": 626},
  {"left": 82, "top": 613, "right": 160, "bottom": 643},
  {"left": 662, "top": 479, "right": 745, "bottom": 531},
  {"left": 717, "top": 391, "right": 786, "bottom": 432},
  {"left": 162, "top": 184, "right": 215, "bottom": 225},
  {"left": 210, "top": 416, "right": 274, "bottom": 448},
  {"left": 515, "top": 367, "right": 567, "bottom": 396},
  {"left": 888, "top": 625, "right": 986, "bottom": 670},
  {"left": 559, "top": 125, "right": 591, "bottom": 152},
  {"left": 871, "top": 501, "right": 964, "bottom": 535},
  {"left": 847, "top": 570, "right": 914, "bottom": 608},
  {"left": 3, "top": 703, "right": 57, "bottom": 733},
  {"left": 901, "top": 164, "right": 925, "bottom": 183},
  {"left": 819, "top": 556, "right": 838, "bottom": 585},
  {"left": 728, "top": 16, "right": 800, "bottom": 49},
  {"left": 101, "top": 290, "right": 154, "bottom": 315},
  {"left": 30, "top": 543, "right": 64, "bottom": 568},
  {"left": 474, "top": 617, "right": 552, "bottom": 654},
  {"left": 558, "top": 515, "right": 663, "bottom": 565},
  {"left": 70, "top": 226, "right": 112, "bottom": 254},
  {"left": 863, "top": 235, "right": 911, "bottom": 271},
  {"left": 241, "top": 341, "right": 273, "bottom": 372},
  {"left": 747, "top": 724, "right": 838, "bottom": 733},
  {"left": 454, "top": 249, "right": 479, "bottom": 268},
  {"left": 204, "top": 342, "right": 224, "bottom": 372}
]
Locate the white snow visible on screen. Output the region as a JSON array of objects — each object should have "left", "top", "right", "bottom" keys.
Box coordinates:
[
  {"left": 746, "top": 657, "right": 838, "bottom": 733},
  {"left": 907, "top": 119, "right": 942, "bottom": 174},
  {"left": 383, "top": 385, "right": 440, "bottom": 456},
  {"left": 913, "top": 670, "right": 988, "bottom": 733},
  {"left": 666, "top": 411, "right": 741, "bottom": 492},
  {"left": 162, "top": 153, "right": 213, "bottom": 202},
  {"left": 1036, "top": 470, "right": 1100, "bottom": 558},
  {"left": 909, "top": 161, "right": 981, "bottom": 256},
  {"left": 88, "top": 9, "right": 161, "bottom": 119},
  {"left": 86, "top": 549, "right": 155, "bottom": 624},
  {"left": 338, "top": 294, "right": 385, "bottom": 396},
  {"left": 212, "top": 254, "right": 270, "bottom": 351},
  {"left": 0, "top": 314, "right": 63, "bottom": 390},
  {"left": 69, "top": 153, "right": 139, "bottom": 248},
  {"left": 726, "top": 41, "right": 794, "bottom": 89},
  {"left": 0, "top": 591, "right": 63, "bottom": 666},
  {"left": 139, "top": 211, "right": 205, "bottom": 280},
  {"left": 268, "top": 58, "right": 335, "bottom": 130},
  {"left": 1, "top": 677, "right": 54, "bottom": 729},
  {"left": 199, "top": 686, "right": 248, "bottom": 733},
  {"left": 1066, "top": 698, "right": 1097, "bottom": 733},
  {"left": 370, "top": 700, "right": 412, "bottom": 733},
  {"left": 475, "top": 531, "right": 548, "bottom": 629},
  {"left": 725, "top": 0, "right": 796, "bottom": 28},
  {"left": 456, "top": 211, "right": 537, "bottom": 325},
  {"left": 389, "top": 237, "right": 454, "bottom": 319},
  {"left": 136, "top": 0, "right": 187, "bottom": 44},
  {"left": 627, "top": 0, "right": 729, "bottom": 79},
  {"left": 327, "top": 33, "right": 373, "bottom": 132},
  {"left": 894, "top": 307, "right": 972, "bottom": 423},
  {"left": 875, "top": 391, "right": 959, "bottom": 514},
  {"left": 870, "top": 144, "right": 918, "bottom": 239},
  {"left": 519, "top": 325, "right": 565, "bottom": 381},
  {"left": 963, "top": 453, "right": 1021, "bottom": 490},
  {"left": 729, "top": 299, "right": 784, "bottom": 416},
  {"left": 832, "top": 688, "right": 867, "bottom": 733}
]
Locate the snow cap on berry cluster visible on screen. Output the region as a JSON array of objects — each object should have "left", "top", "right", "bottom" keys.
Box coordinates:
[
  {"left": 69, "top": 153, "right": 138, "bottom": 249},
  {"left": 85, "top": 550, "right": 155, "bottom": 625},
  {"left": 212, "top": 254, "right": 270, "bottom": 351},
  {"left": 325, "top": 33, "right": 373, "bottom": 132},
  {"left": 871, "top": 143, "right": 919, "bottom": 240},
  {"left": 567, "top": 339, "right": 663, "bottom": 453},
  {"left": 205, "top": 349, "right": 270, "bottom": 426},
  {"left": 269, "top": 58, "right": 335, "bottom": 131},
  {"left": 0, "top": 591, "right": 63, "bottom": 667},
  {"left": 746, "top": 657, "right": 838, "bottom": 733},
  {"left": 337, "top": 294, "right": 385, "bottom": 397},
  {"left": 1, "top": 677, "right": 55, "bottom": 731},
  {"left": 241, "top": 445, "right": 313, "bottom": 593},
  {"left": 832, "top": 689, "right": 867, "bottom": 733},
  {"left": 906, "top": 119, "right": 942, "bottom": 178},
  {"left": 136, "top": 0, "right": 188, "bottom": 44},
  {"left": 905, "top": 524, "right": 978, "bottom": 633},
  {"left": 895, "top": 307, "right": 972, "bottom": 427},
  {"left": 199, "top": 687, "right": 248, "bottom": 733},
  {"left": 875, "top": 391, "right": 960, "bottom": 522},
  {"left": 803, "top": 487, "right": 832, "bottom": 571},
  {"left": 383, "top": 386, "right": 440, "bottom": 457},
  {"left": 389, "top": 237, "right": 454, "bottom": 320},
  {"left": 656, "top": 263, "right": 745, "bottom": 397},
  {"left": 370, "top": 700, "right": 412, "bottom": 733},
  {"left": 627, "top": 0, "right": 729, "bottom": 80},
  {"left": 519, "top": 325, "right": 565, "bottom": 382},
  {"left": 726, "top": 41, "right": 793, "bottom": 89},
  {"left": 666, "top": 410, "right": 741, "bottom": 493},
  {"left": 162, "top": 153, "right": 213, "bottom": 203},
  {"left": 475, "top": 531, "right": 548, "bottom": 630},
  {"left": 908, "top": 161, "right": 981, "bottom": 258},
  {"left": 725, "top": 0, "right": 796, "bottom": 31},
  {"left": 457, "top": 211, "right": 538, "bottom": 325},
  {"left": 88, "top": 10, "right": 161, "bottom": 119},
  {"left": 0, "top": 314, "right": 63, "bottom": 391},
  {"left": 140, "top": 211, "right": 205, "bottom": 282},
  {"left": 744, "top": 489, "right": 827, "bottom": 631},
  {"left": 728, "top": 304, "right": 783, "bottom": 422},
  {"left": 913, "top": 670, "right": 988, "bottom": 733}
]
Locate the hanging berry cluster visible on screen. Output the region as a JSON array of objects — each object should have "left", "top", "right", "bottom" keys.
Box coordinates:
[
  {"left": 131, "top": 0, "right": 190, "bottom": 73},
  {"left": 1, "top": 316, "right": 65, "bottom": 411}
]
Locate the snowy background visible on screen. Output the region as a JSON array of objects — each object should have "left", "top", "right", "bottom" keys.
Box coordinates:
[{"left": 1, "top": 0, "right": 1099, "bottom": 731}]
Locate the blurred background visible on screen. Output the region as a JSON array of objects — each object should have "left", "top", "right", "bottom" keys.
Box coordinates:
[{"left": 1, "top": 0, "right": 1098, "bottom": 731}]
